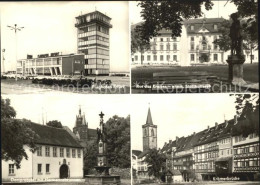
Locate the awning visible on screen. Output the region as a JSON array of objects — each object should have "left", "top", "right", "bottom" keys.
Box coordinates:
[{"left": 216, "top": 156, "right": 232, "bottom": 162}]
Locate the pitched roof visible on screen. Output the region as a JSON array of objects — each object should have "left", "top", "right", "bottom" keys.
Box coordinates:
[
  {"left": 138, "top": 150, "right": 150, "bottom": 159},
  {"left": 29, "top": 122, "right": 82, "bottom": 148},
  {"left": 132, "top": 150, "right": 142, "bottom": 156},
  {"left": 131, "top": 17, "right": 225, "bottom": 35},
  {"left": 146, "top": 107, "right": 153, "bottom": 125}
]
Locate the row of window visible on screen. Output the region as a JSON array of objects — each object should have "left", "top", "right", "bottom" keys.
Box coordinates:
[
  {"left": 36, "top": 146, "right": 81, "bottom": 158},
  {"left": 190, "top": 54, "right": 219, "bottom": 61},
  {"left": 195, "top": 162, "right": 215, "bottom": 170},
  {"left": 151, "top": 43, "right": 178, "bottom": 51},
  {"left": 37, "top": 163, "right": 50, "bottom": 174},
  {"left": 234, "top": 145, "right": 259, "bottom": 155},
  {"left": 134, "top": 55, "right": 178, "bottom": 62},
  {"left": 152, "top": 37, "right": 177, "bottom": 42},
  {"left": 190, "top": 24, "right": 218, "bottom": 31},
  {"left": 195, "top": 151, "right": 219, "bottom": 161},
  {"left": 234, "top": 159, "right": 259, "bottom": 167}
]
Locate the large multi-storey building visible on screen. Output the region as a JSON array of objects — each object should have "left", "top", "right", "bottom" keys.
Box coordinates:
[
  {"left": 17, "top": 53, "right": 85, "bottom": 76},
  {"left": 132, "top": 18, "right": 258, "bottom": 66},
  {"left": 161, "top": 112, "right": 259, "bottom": 182},
  {"left": 75, "top": 11, "right": 112, "bottom": 75},
  {"left": 2, "top": 122, "right": 84, "bottom": 182}
]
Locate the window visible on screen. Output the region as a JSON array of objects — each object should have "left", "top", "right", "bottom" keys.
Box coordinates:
[
  {"left": 66, "top": 148, "right": 70, "bottom": 158},
  {"left": 147, "top": 55, "right": 151, "bottom": 61},
  {"left": 45, "top": 146, "right": 50, "bottom": 157},
  {"left": 191, "top": 37, "right": 194, "bottom": 42},
  {"left": 167, "top": 44, "right": 170, "bottom": 51},
  {"left": 203, "top": 43, "right": 207, "bottom": 50},
  {"left": 160, "top": 45, "right": 164, "bottom": 51},
  {"left": 153, "top": 55, "right": 157, "bottom": 61},
  {"left": 191, "top": 25, "right": 194, "bottom": 30},
  {"left": 72, "top": 149, "right": 76, "bottom": 158},
  {"left": 37, "top": 146, "right": 42, "bottom": 156},
  {"left": 60, "top": 148, "right": 64, "bottom": 157},
  {"left": 38, "top": 164, "right": 42, "bottom": 174},
  {"left": 46, "top": 164, "right": 50, "bottom": 173},
  {"left": 234, "top": 149, "right": 238, "bottom": 154},
  {"left": 134, "top": 56, "right": 138, "bottom": 61},
  {"left": 173, "top": 55, "right": 177, "bottom": 61},
  {"left": 214, "top": 24, "right": 217, "bottom": 30},
  {"left": 251, "top": 55, "right": 254, "bottom": 60},
  {"left": 9, "top": 164, "right": 15, "bottom": 175},
  {"left": 245, "top": 147, "right": 249, "bottom": 153},
  {"left": 173, "top": 44, "right": 177, "bottom": 50},
  {"left": 77, "top": 149, "right": 81, "bottom": 158},
  {"left": 141, "top": 56, "right": 144, "bottom": 61},
  {"left": 160, "top": 55, "right": 164, "bottom": 61},
  {"left": 167, "top": 38, "right": 170, "bottom": 42},
  {"left": 234, "top": 162, "right": 238, "bottom": 167},
  {"left": 160, "top": 38, "right": 163, "bottom": 42},
  {"left": 167, "top": 55, "right": 170, "bottom": 61},
  {"left": 214, "top": 54, "right": 218, "bottom": 61},
  {"left": 53, "top": 147, "right": 57, "bottom": 157},
  {"left": 173, "top": 37, "right": 177, "bottom": 42},
  {"left": 191, "top": 43, "right": 194, "bottom": 50},
  {"left": 151, "top": 129, "right": 154, "bottom": 136},
  {"left": 191, "top": 54, "right": 195, "bottom": 61},
  {"left": 153, "top": 38, "right": 156, "bottom": 42}
]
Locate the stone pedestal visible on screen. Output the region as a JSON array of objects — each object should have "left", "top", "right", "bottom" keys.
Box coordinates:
[{"left": 226, "top": 55, "right": 246, "bottom": 85}]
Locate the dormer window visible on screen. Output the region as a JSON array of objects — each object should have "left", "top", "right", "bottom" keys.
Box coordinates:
[
  {"left": 191, "top": 25, "right": 194, "bottom": 30},
  {"left": 214, "top": 24, "right": 217, "bottom": 30}
]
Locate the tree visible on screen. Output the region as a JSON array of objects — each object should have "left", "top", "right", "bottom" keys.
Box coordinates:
[
  {"left": 231, "top": 94, "right": 259, "bottom": 137},
  {"left": 136, "top": 0, "right": 213, "bottom": 44},
  {"left": 83, "top": 143, "right": 98, "bottom": 175},
  {"left": 1, "top": 97, "right": 38, "bottom": 169},
  {"left": 46, "top": 120, "right": 63, "bottom": 128},
  {"left": 131, "top": 24, "right": 151, "bottom": 64},
  {"left": 105, "top": 115, "right": 130, "bottom": 168},
  {"left": 144, "top": 149, "right": 166, "bottom": 180}
]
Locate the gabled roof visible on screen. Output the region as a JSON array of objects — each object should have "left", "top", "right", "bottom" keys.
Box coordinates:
[
  {"left": 138, "top": 150, "right": 150, "bottom": 159},
  {"left": 132, "top": 150, "right": 142, "bottom": 157},
  {"left": 29, "top": 122, "right": 82, "bottom": 148}
]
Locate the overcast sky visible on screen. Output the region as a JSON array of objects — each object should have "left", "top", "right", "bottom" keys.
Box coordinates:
[
  {"left": 0, "top": 1, "right": 129, "bottom": 72},
  {"left": 130, "top": 1, "right": 238, "bottom": 25},
  {"left": 2, "top": 93, "right": 130, "bottom": 131},
  {"left": 131, "top": 94, "right": 239, "bottom": 151}
]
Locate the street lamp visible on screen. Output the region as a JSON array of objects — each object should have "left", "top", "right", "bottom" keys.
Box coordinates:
[
  {"left": 7, "top": 24, "right": 24, "bottom": 80},
  {"left": 2, "top": 49, "right": 5, "bottom": 74}
]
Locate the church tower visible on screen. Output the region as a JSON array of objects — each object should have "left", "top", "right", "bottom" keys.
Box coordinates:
[
  {"left": 73, "top": 106, "right": 88, "bottom": 142},
  {"left": 142, "top": 106, "right": 157, "bottom": 151}
]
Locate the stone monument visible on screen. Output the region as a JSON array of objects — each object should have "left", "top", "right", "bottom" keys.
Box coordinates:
[
  {"left": 226, "top": 13, "right": 246, "bottom": 85},
  {"left": 85, "top": 112, "right": 121, "bottom": 185}
]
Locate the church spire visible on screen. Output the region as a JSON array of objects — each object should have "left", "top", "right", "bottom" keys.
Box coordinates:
[
  {"left": 79, "top": 105, "right": 81, "bottom": 115},
  {"left": 146, "top": 106, "right": 153, "bottom": 125}
]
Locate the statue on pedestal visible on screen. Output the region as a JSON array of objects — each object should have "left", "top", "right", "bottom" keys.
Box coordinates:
[
  {"left": 229, "top": 13, "right": 243, "bottom": 56},
  {"left": 226, "top": 12, "right": 246, "bottom": 85}
]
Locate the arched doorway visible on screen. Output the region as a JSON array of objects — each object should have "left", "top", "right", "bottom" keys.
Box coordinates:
[{"left": 60, "top": 164, "right": 69, "bottom": 179}]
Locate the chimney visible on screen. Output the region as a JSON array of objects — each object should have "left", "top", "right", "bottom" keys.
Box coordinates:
[
  {"left": 164, "top": 142, "right": 167, "bottom": 146},
  {"left": 234, "top": 115, "right": 238, "bottom": 125},
  {"left": 169, "top": 140, "right": 172, "bottom": 143},
  {"left": 207, "top": 125, "right": 210, "bottom": 131},
  {"left": 215, "top": 122, "right": 218, "bottom": 129},
  {"left": 193, "top": 132, "right": 196, "bottom": 135},
  {"left": 225, "top": 120, "right": 229, "bottom": 128},
  {"left": 176, "top": 136, "right": 179, "bottom": 143}
]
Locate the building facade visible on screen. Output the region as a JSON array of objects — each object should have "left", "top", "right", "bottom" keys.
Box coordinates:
[
  {"left": 132, "top": 18, "right": 258, "bottom": 66},
  {"left": 17, "top": 53, "right": 85, "bottom": 76},
  {"left": 2, "top": 122, "right": 84, "bottom": 182},
  {"left": 161, "top": 112, "right": 259, "bottom": 181},
  {"left": 132, "top": 107, "right": 158, "bottom": 180},
  {"left": 75, "top": 11, "right": 112, "bottom": 75}
]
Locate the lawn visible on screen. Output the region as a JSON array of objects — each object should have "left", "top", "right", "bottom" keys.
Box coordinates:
[{"left": 131, "top": 63, "right": 259, "bottom": 84}]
